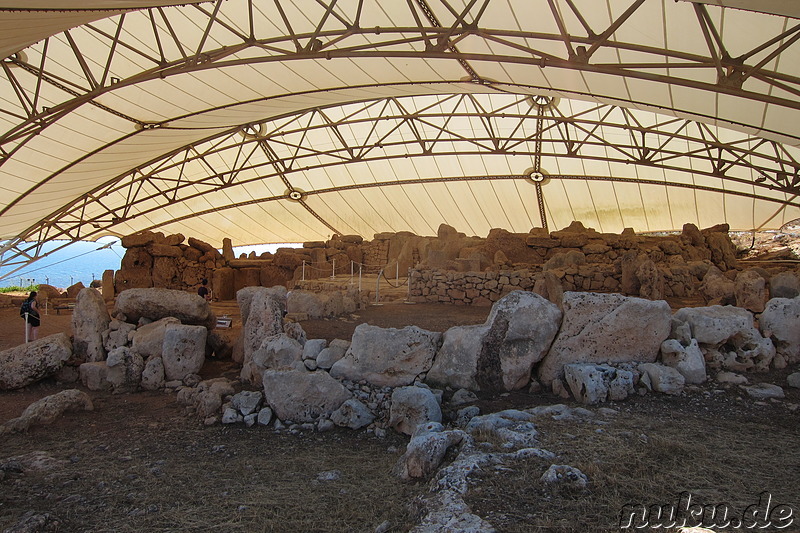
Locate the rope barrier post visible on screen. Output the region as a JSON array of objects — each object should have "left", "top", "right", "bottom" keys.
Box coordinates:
[
  {"left": 396, "top": 262, "right": 399, "bottom": 282},
  {"left": 359, "top": 263, "right": 362, "bottom": 293},
  {"left": 406, "top": 268, "right": 411, "bottom": 302},
  {"left": 302, "top": 260, "right": 306, "bottom": 282},
  {"left": 374, "top": 269, "right": 382, "bottom": 305},
  {"left": 331, "top": 258, "right": 336, "bottom": 279},
  {"left": 24, "top": 312, "right": 29, "bottom": 343},
  {"left": 45, "top": 298, "right": 48, "bottom": 316}
]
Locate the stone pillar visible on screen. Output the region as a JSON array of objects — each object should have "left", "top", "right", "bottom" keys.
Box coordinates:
[
  {"left": 102, "top": 269, "right": 115, "bottom": 300},
  {"left": 213, "top": 267, "right": 235, "bottom": 300}
]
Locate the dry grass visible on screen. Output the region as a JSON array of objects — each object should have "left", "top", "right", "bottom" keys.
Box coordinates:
[
  {"left": 0, "top": 392, "right": 425, "bottom": 533},
  {"left": 464, "top": 399, "right": 800, "bottom": 532}
]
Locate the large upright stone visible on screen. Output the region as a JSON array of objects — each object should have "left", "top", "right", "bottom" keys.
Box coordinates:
[
  {"left": 72, "top": 288, "right": 111, "bottom": 363},
  {"left": 538, "top": 292, "right": 671, "bottom": 386},
  {"left": 115, "top": 288, "right": 215, "bottom": 328},
  {"left": 330, "top": 324, "right": 442, "bottom": 387},
  {"left": 427, "top": 291, "right": 562, "bottom": 392},
  {"left": 0, "top": 333, "right": 73, "bottom": 390},
  {"left": 760, "top": 297, "right": 800, "bottom": 365},
  {"left": 101, "top": 270, "right": 115, "bottom": 300},
  {"left": 238, "top": 287, "right": 285, "bottom": 372},
  {"left": 106, "top": 346, "right": 144, "bottom": 394},
  {"left": 734, "top": 270, "right": 767, "bottom": 313},
  {"left": 262, "top": 368, "right": 352, "bottom": 423},
  {"left": 162, "top": 324, "right": 207, "bottom": 380}
]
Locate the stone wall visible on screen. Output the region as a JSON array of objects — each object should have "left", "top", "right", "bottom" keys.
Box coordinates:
[{"left": 113, "top": 220, "right": 794, "bottom": 303}]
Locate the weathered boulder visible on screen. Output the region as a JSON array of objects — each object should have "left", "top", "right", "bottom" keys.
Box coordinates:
[
  {"left": 388, "top": 386, "right": 443, "bottom": 435},
  {"left": 162, "top": 324, "right": 208, "bottom": 381},
  {"left": 672, "top": 305, "right": 775, "bottom": 372},
  {"left": 538, "top": 292, "right": 671, "bottom": 386},
  {"left": 638, "top": 363, "right": 685, "bottom": 395},
  {"left": 36, "top": 284, "right": 63, "bottom": 300},
  {"left": 563, "top": 363, "right": 635, "bottom": 404},
  {"left": 743, "top": 383, "right": 785, "bottom": 400},
  {"left": 262, "top": 368, "right": 352, "bottom": 423},
  {"left": 699, "top": 266, "right": 735, "bottom": 305},
  {"left": 71, "top": 288, "right": 111, "bottom": 362},
  {"left": 102, "top": 319, "right": 136, "bottom": 352},
  {"left": 759, "top": 297, "right": 800, "bottom": 365},
  {"left": 465, "top": 409, "right": 539, "bottom": 449},
  {"left": 427, "top": 291, "right": 562, "bottom": 392},
  {"left": 239, "top": 287, "right": 284, "bottom": 369},
  {"left": 660, "top": 339, "right": 706, "bottom": 384},
  {"left": 130, "top": 317, "right": 181, "bottom": 358},
  {"left": 106, "top": 346, "right": 144, "bottom": 393},
  {"left": 302, "top": 339, "right": 327, "bottom": 361},
  {"left": 0, "top": 389, "right": 93, "bottom": 435},
  {"left": 242, "top": 333, "right": 303, "bottom": 384},
  {"left": 315, "top": 339, "right": 350, "bottom": 370},
  {"left": 140, "top": 356, "right": 165, "bottom": 390},
  {"left": 769, "top": 272, "right": 800, "bottom": 299},
  {"left": 0, "top": 333, "right": 73, "bottom": 390},
  {"left": 330, "top": 325, "right": 442, "bottom": 387},
  {"left": 115, "top": 288, "right": 215, "bottom": 328},
  {"left": 66, "top": 282, "right": 86, "bottom": 299},
  {"left": 79, "top": 361, "right": 111, "bottom": 391},
  {"left": 231, "top": 390, "right": 263, "bottom": 416},
  {"left": 540, "top": 464, "right": 589, "bottom": 490},
  {"left": 330, "top": 399, "right": 375, "bottom": 430},
  {"left": 392, "top": 422, "right": 465, "bottom": 481},
  {"left": 734, "top": 270, "right": 767, "bottom": 312}
]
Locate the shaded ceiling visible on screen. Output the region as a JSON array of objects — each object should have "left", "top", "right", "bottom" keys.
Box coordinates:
[{"left": 1, "top": 0, "right": 800, "bottom": 278}]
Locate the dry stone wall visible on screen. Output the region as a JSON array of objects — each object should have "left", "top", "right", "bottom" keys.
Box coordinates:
[{"left": 113, "top": 221, "right": 797, "bottom": 304}]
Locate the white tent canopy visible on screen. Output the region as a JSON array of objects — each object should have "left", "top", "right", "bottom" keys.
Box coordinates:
[{"left": 1, "top": 0, "right": 799, "bottom": 277}]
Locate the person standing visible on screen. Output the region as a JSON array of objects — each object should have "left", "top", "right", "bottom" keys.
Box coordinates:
[
  {"left": 20, "top": 291, "right": 40, "bottom": 342},
  {"left": 197, "top": 278, "right": 212, "bottom": 301}
]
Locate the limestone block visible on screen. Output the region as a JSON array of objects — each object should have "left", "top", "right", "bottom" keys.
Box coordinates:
[
  {"left": 72, "top": 288, "right": 111, "bottom": 363},
  {"left": 538, "top": 292, "right": 671, "bottom": 386},
  {"left": 388, "top": 386, "right": 442, "bottom": 435},
  {"left": 262, "top": 368, "right": 352, "bottom": 423},
  {"left": 162, "top": 324, "right": 208, "bottom": 381},
  {"left": 330, "top": 324, "right": 441, "bottom": 387},
  {"left": 0, "top": 333, "right": 73, "bottom": 390}
]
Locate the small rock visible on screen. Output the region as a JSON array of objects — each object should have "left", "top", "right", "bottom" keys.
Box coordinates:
[
  {"left": 317, "top": 418, "right": 335, "bottom": 432},
  {"left": 256, "top": 407, "right": 273, "bottom": 426},
  {"left": 540, "top": 464, "right": 589, "bottom": 489},
  {"left": 316, "top": 470, "right": 341, "bottom": 482},
  {"left": 449, "top": 388, "right": 478, "bottom": 406},
  {"left": 716, "top": 371, "right": 748, "bottom": 385},
  {"left": 743, "top": 383, "right": 785, "bottom": 400},
  {"left": 788, "top": 372, "right": 800, "bottom": 389},
  {"left": 221, "top": 408, "right": 243, "bottom": 424}
]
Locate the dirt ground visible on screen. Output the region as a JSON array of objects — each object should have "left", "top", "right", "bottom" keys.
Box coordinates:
[{"left": 1, "top": 300, "right": 799, "bottom": 532}]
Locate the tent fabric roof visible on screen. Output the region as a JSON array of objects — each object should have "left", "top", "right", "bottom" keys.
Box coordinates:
[{"left": 1, "top": 0, "right": 800, "bottom": 276}]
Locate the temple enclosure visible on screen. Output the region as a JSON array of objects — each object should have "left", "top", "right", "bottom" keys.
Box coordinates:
[{"left": 1, "top": 223, "right": 799, "bottom": 532}]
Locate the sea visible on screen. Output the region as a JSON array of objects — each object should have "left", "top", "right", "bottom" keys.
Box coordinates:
[{"left": 0, "top": 239, "right": 294, "bottom": 290}]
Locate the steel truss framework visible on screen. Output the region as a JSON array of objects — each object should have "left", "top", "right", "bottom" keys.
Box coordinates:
[
  {"left": 2, "top": 92, "right": 799, "bottom": 278},
  {"left": 2, "top": 0, "right": 800, "bottom": 277}
]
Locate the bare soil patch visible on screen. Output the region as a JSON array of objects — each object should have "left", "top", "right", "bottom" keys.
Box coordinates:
[{"left": 1, "top": 302, "right": 799, "bottom": 532}]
